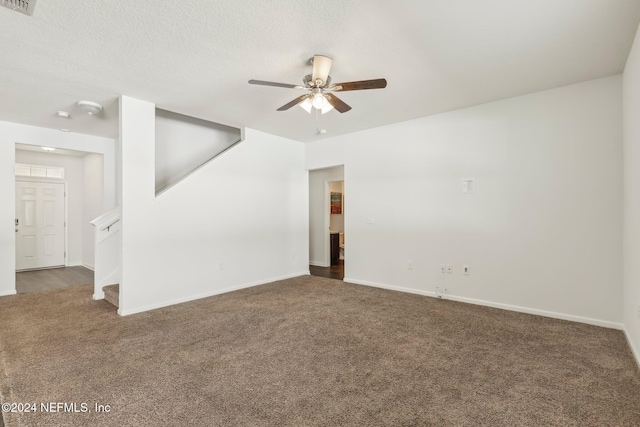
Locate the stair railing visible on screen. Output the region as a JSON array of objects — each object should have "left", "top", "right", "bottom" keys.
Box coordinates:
[{"left": 90, "top": 207, "right": 121, "bottom": 300}]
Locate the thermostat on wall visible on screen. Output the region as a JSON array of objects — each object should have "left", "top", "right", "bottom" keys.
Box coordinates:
[{"left": 461, "top": 179, "right": 474, "bottom": 194}]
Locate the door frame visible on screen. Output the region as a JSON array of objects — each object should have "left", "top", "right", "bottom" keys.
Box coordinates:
[
  {"left": 308, "top": 166, "right": 345, "bottom": 268},
  {"left": 15, "top": 177, "right": 68, "bottom": 270}
]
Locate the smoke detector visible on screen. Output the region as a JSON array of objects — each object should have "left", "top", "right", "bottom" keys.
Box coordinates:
[
  {"left": 77, "top": 101, "right": 103, "bottom": 116},
  {"left": 1, "top": 0, "right": 37, "bottom": 15}
]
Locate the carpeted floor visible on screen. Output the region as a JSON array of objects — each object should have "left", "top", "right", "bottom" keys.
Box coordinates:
[{"left": 0, "top": 275, "right": 639, "bottom": 426}]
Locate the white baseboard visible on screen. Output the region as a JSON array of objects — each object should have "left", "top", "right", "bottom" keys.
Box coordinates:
[
  {"left": 343, "top": 277, "right": 623, "bottom": 330},
  {"left": 449, "top": 294, "right": 623, "bottom": 330},
  {"left": 624, "top": 327, "right": 640, "bottom": 371},
  {"left": 344, "top": 277, "right": 437, "bottom": 298},
  {"left": 83, "top": 264, "right": 95, "bottom": 271},
  {"left": 118, "top": 271, "right": 310, "bottom": 316},
  {"left": 0, "top": 290, "right": 17, "bottom": 297},
  {"left": 309, "top": 261, "right": 330, "bottom": 267},
  {"left": 93, "top": 292, "right": 105, "bottom": 300}
]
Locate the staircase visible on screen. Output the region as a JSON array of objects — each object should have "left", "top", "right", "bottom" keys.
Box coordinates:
[
  {"left": 103, "top": 284, "right": 119, "bottom": 308},
  {"left": 91, "top": 208, "right": 121, "bottom": 301}
]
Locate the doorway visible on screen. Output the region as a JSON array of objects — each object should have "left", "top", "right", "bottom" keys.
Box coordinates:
[
  {"left": 13, "top": 144, "right": 105, "bottom": 294},
  {"left": 15, "top": 180, "right": 66, "bottom": 270},
  {"left": 308, "top": 166, "right": 345, "bottom": 280}
]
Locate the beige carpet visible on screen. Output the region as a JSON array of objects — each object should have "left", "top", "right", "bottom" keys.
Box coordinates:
[{"left": 0, "top": 275, "right": 639, "bottom": 426}]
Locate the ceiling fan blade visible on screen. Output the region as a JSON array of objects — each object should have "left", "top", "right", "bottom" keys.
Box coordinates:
[
  {"left": 325, "top": 94, "right": 352, "bottom": 113},
  {"left": 249, "top": 80, "right": 300, "bottom": 89},
  {"left": 331, "top": 78, "right": 387, "bottom": 92},
  {"left": 277, "top": 94, "right": 310, "bottom": 111},
  {"left": 311, "top": 55, "right": 333, "bottom": 86}
]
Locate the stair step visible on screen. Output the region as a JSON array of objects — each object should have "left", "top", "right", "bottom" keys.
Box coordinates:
[{"left": 102, "top": 284, "right": 119, "bottom": 308}]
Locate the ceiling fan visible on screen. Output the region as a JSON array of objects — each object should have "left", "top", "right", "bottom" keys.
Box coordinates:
[{"left": 249, "top": 55, "right": 387, "bottom": 114}]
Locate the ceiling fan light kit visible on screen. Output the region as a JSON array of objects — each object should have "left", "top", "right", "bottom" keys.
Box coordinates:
[
  {"left": 249, "top": 54, "right": 387, "bottom": 116},
  {"left": 312, "top": 93, "right": 326, "bottom": 109},
  {"left": 299, "top": 97, "right": 313, "bottom": 113},
  {"left": 320, "top": 102, "right": 334, "bottom": 115}
]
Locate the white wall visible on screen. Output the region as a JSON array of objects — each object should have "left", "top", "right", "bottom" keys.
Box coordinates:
[
  {"left": 119, "top": 96, "right": 308, "bottom": 315},
  {"left": 83, "top": 153, "right": 104, "bottom": 269},
  {"left": 0, "top": 121, "right": 115, "bottom": 295},
  {"left": 306, "top": 138, "right": 346, "bottom": 171},
  {"left": 15, "top": 150, "right": 85, "bottom": 266},
  {"left": 623, "top": 24, "right": 640, "bottom": 365},
  {"left": 306, "top": 75, "right": 623, "bottom": 328},
  {"left": 309, "top": 166, "right": 344, "bottom": 266},
  {"left": 0, "top": 143, "right": 15, "bottom": 296}
]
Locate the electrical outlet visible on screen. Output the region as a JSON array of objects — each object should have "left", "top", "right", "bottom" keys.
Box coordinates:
[
  {"left": 407, "top": 260, "right": 414, "bottom": 270},
  {"left": 435, "top": 286, "right": 448, "bottom": 299},
  {"left": 463, "top": 265, "right": 470, "bottom": 275},
  {"left": 446, "top": 265, "right": 453, "bottom": 274},
  {"left": 440, "top": 264, "right": 446, "bottom": 274}
]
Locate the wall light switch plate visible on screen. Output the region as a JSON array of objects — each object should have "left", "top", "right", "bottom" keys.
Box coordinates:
[
  {"left": 463, "top": 265, "right": 470, "bottom": 275},
  {"left": 446, "top": 265, "right": 453, "bottom": 274},
  {"left": 440, "top": 265, "right": 446, "bottom": 274},
  {"left": 461, "top": 179, "right": 474, "bottom": 194}
]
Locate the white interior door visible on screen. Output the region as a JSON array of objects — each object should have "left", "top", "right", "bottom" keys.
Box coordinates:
[{"left": 15, "top": 181, "right": 65, "bottom": 270}]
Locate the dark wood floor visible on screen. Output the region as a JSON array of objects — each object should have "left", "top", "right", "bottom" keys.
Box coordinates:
[
  {"left": 309, "top": 260, "right": 344, "bottom": 280},
  {"left": 16, "top": 266, "right": 94, "bottom": 294}
]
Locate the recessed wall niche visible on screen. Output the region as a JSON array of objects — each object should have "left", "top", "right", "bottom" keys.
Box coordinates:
[{"left": 155, "top": 109, "right": 243, "bottom": 195}]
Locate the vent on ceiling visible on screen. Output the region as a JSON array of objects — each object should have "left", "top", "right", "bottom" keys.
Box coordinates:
[{"left": 1, "top": 0, "right": 36, "bottom": 15}]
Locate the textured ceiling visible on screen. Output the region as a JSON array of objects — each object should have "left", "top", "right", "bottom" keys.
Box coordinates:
[{"left": 1, "top": 1, "right": 639, "bottom": 142}]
